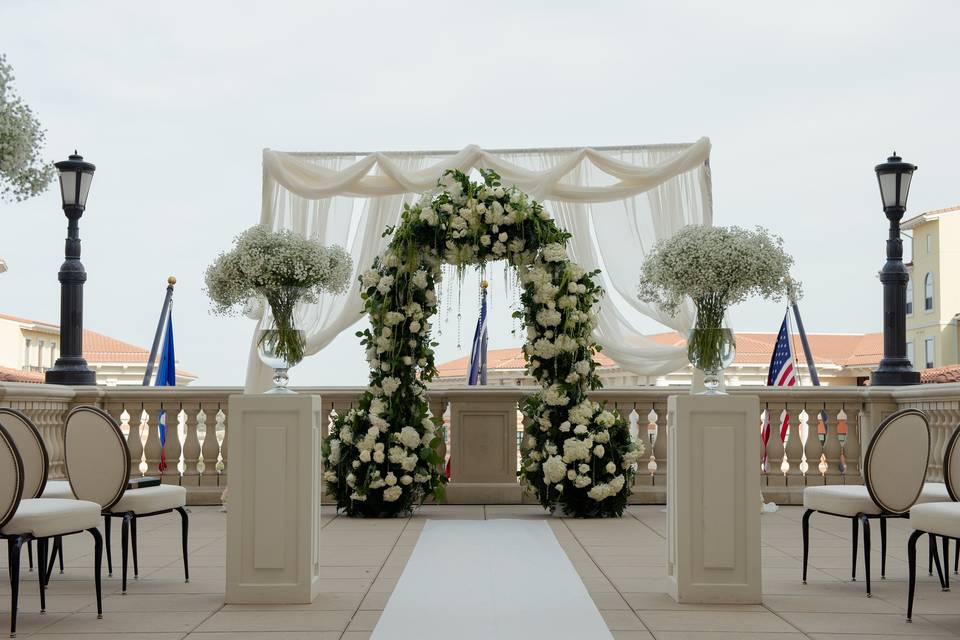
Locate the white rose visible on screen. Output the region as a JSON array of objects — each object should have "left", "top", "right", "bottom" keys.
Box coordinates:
[
  {"left": 593, "top": 445, "right": 605, "bottom": 458},
  {"left": 383, "top": 486, "right": 403, "bottom": 502},
  {"left": 606, "top": 461, "right": 616, "bottom": 474},
  {"left": 399, "top": 426, "right": 422, "bottom": 450},
  {"left": 373, "top": 451, "right": 385, "bottom": 463},
  {"left": 359, "top": 449, "right": 371, "bottom": 463},
  {"left": 385, "top": 472, "right": 397, "bottom": 486}
]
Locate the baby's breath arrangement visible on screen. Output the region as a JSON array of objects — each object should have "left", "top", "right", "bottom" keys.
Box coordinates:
[
  {"left": 205, "top": 225, "right": 352, "bottom": 365},
  {"left": 0, "top": 54, "right": 55, "bottom": 202},
  {"left": 638, "top": 225, "right": 795, "bottom": 387}
]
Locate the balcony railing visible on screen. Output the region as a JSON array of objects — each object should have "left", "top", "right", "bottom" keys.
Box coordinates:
[{"left": 1, "top": 381, "right": 957, "bottom": 505}]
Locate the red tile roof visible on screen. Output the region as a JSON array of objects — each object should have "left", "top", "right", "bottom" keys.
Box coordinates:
[
  {"left": 436, "top": 331, "right": 883, "bottom": 377},
  {"left": 0, "top": 313, "right": 195, "bottom": 377},
  {"left": 921, "top": 365, "right": 960, "bottom": 384},
  {"left": 0, "top": 366, "right": 44, "bottom": 384}
]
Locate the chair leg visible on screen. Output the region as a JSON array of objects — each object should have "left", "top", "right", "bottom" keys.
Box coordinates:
[
  {"left": 931, "top": 534, "right": 946, "bottom": 589},
  {"left": 880, "top": 517, "right": 887, "bottom": 580},
  {"left": 57, "top": 537, "right": 64, "bottom": 574},
  {"left": 929, "top": 533, "right": 934, "bottom": 576},
  {"left": 27, "top": 539, "right": 33, "bottom": 572},
  {"left": 44, "top": 537, "right": 59, "bottom": 584},
  {"left": 851, "top": 516, "right": 859, "bottom": 581},
  {"left": 130, "top": 516, "right": 139, "bottom": 579},
  {"left": 941, "top": 536, "right": 950, "bottom": 591},
  {"left": 176, "top": 506, "right": 189, "bottom": 583},
  {"left": 8, "top": 536, "right": 23, "bottom": 638},
  {"left": 955, "top": 535, "right": 959, "bottom": 575},
  {"left": 87, "top": 528, "right": 103, "bottom": 619},
  {"left": 801, "top": 509, "right": 813, "bottom": 584},
  {"left": 860, "top": 514, "right": 872, "bottom": 597},
  {"left": 121, "top": 514, "right": 131, "bottom": 594},
  {"left": 104, "top": 515, "right": 112, "bottom": 576},
  {"left": 37, "top": 538, "right": 48, "bottom": 614},
  {"left": 907, "top": 529, "right": 924, "bottom": 622}
]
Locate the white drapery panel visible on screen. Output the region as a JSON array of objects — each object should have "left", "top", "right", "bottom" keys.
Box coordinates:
[{"left": 247, "top": 140, "right": 712, "bottom": 391}]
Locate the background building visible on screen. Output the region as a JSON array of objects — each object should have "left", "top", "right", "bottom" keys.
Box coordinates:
[
  {"left": 434, "top": 331, "right": 883, "bottom": 388},
  {"left": 904, "top": 205, "right": 960, "bottom": 373},
  {"left": 0, "top": 313, "right": 195, "bottom": 385}
]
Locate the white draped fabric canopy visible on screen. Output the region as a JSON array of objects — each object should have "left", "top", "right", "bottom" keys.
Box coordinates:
[{"left": 246, "top": 139, "right": 713, "bottom": 392}]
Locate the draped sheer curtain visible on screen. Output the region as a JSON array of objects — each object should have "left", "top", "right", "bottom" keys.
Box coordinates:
[{"left": 247, "top": 140, "right": 712, "bottom": 391}]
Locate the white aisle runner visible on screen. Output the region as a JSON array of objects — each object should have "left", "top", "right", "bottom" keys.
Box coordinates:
[{"left": 371, "top": 519, "right": 614, "bottom": 640}]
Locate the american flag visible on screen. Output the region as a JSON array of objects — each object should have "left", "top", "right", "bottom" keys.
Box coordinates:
[{"left": 767, "top": 311, "right": 798, "bottom": 387}]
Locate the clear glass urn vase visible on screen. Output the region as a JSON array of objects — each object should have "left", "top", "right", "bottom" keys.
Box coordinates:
[
  {"left": 687, "top": 315, "right": 736, "bottom": 394},
  {"left": 256, "top": 289, "right": 308, "bottom": 394}
]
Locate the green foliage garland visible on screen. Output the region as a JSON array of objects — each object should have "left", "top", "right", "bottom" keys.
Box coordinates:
[{"left": 322, "top": 170, "right": 644, "bottom": 518}]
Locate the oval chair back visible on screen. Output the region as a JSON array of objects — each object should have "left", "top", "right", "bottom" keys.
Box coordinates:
[
  {"left": 0, "top": 408, "right": 49, "bottom": 499},
  {"left": 0, "top": 423, "right": 24, "bottom": 529},
  {"left": 64, "top": 406, "right": 128, "bottom": 510},
  {"left": 943, "top": 424, "right": 960, "bottom": 501},
  {"left": 864, "top": 408, "right": 930, "bottom": 515}
]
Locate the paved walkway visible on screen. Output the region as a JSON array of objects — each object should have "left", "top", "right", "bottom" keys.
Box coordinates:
[{"left": 2, "top": 504, "right": 959, "bottom": 638}]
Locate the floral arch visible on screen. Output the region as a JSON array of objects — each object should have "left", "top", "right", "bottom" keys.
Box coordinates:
[{"left": 321, "top": 170, "right": 644, "bottom": 518}]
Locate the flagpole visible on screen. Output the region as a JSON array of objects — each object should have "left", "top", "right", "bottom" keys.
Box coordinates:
[
  {"left": 479, "top": 280, "right": 488, "bottom": 385},
  {"left": 143, "top": 276, "right": 176, "bottom": 386},
  {"left": 786, "top": 277, "right": 820, "bottom": 386}
]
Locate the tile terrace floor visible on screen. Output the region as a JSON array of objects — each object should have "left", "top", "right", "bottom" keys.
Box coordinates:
[{"left": 2, "top": 504, "right": 960, "bottom": 639}]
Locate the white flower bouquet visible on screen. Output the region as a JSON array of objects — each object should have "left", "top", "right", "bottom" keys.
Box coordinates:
[
  {"left": 638, "top": 225, "right": 795, "bottom": 390},
  {"left": 205, "top": 225, "right": 352, "bottom": 367}
]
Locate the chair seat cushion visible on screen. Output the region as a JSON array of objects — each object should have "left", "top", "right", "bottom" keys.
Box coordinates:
[
  {"left": 41, "top": 480, "right": 74, "bottom": 500},
  {"left": 804, "top": 485, "right": 882, "bottom": 516},
  {"left": 110, "top": 484, "right": 186, "bottom": 514},
  {"left": 0, "top": 498, "right": 100, "bottom": 537},
  {"left": 911, "top": 502, "right": 960, "bottom": 538},
  {"left": 917, "top": 482, "right": 952, "bottom": 504}
]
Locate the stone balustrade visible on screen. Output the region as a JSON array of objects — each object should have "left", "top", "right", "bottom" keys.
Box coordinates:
[{"left": 1, "top": 381, "right": 958, "bottom": 506}]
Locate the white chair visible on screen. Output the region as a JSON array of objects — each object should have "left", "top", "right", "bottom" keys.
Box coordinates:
[
  {"left": 0, "top": 422, "right": 103, "bottom": 638},
  {"left": 802, "top": 408, "right": 943, "bottom": 596},
  {"left": 0, "top": 408, "right": 50, "bottom": 574},
  {"left": 906, "top": 424, "right": 960, "bottom": 621},
  {"left": 54, "top": 406, "right": 189, "bottom": 593}
]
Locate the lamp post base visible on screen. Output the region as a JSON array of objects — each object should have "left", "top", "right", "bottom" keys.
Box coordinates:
[
  {"left": 44, "top": 358, "right": 97, "bottom": 386},
  {"left": 871, "top": 366, "right": 921, "bottom": 387}
]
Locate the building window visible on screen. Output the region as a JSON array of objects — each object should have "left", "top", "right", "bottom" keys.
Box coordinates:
[
  {"left": 49, "top": 342, "right": 56, "bottom": 367},
  {"left": 924, "top": 273, "right": 934, "bottom": 311},
  {"left": 906, "top": 277, "right": 913, "bottom": 315},
  {"left": 925, "top": 337, "right": 935, "bottom": 369},
  {"left": 37, "top": 340, "right": 44, "bottom": 368},
  {"left": 23, "top": 339, "right": 31, "bottom": 367},
  {"left": 927, "top": 234, "right": 933, "bottom": 254},
  {"left": 906, "top": 341, "right": 915, "bottom": 366}
]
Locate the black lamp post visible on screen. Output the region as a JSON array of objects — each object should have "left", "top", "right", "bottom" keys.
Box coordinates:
[
  {"left": 870, "top": 152, "right": 921, "bottom": 386},
  {"left": 45, "top": 152, "right": 97, "bottom": 386}
]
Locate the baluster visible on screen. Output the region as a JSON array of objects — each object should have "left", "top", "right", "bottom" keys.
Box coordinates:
[
  {"left": 760, "top": 408, "right": 771, "bottom": 475},
  {"left": 779, "top": 408, "right": 791, "bottom": 476},
  {"left": 143, "top": 408, "right": 162, "bottom": 475},
  {"left": 216, "top": 408, "right": 227, "bottom": 477},
  {"left": 646, "top": 408, "right": 659, "bottom": 478},
  {"left": 627, "top": 408, "right": 640, "bottom": 474},
  {"left": 199, "top": 408, "right": 217, "bottom": 484},
  {"left": 158, "top": 407, "right": 183, "bottom": 484},
  {"left": 837, "top": 408, "right": 848, "bottom": 477},
  {"left": 121, "top": 408, "right": 143, "bottom": 477},
  {"left": 182, "top": 405, "right": 201, "bottom": 484},
  {"left": 798, "top": 408, "right": 810, "bottom": 477},
  {"left": 817, "top": 409, "right": 829, "bottom": 478}
]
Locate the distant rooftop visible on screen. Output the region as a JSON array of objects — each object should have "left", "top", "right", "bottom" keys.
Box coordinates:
[
  {"left": 436, "top": 331, "right": 884, "bottom": 378},
  {"left": 0, "top": 312, "right": 196, "bottom": 381},
  {"left": 901, "top": 204, "right": 960, "bottom": 231}
]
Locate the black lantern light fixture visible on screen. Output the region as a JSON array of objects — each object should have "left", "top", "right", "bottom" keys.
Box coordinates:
[
  {"left": 870, "top": 152, "right": 920, "bottom": 386},
  {"left": 45, "top": 152, "right": 97, "bottom": 386}
]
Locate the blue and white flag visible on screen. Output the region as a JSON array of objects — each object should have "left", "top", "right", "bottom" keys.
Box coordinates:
[
  {"left": 155, "top": 309, "right": 177, "bottom": 471},
  {"left": 467, "top": 285, "right": 488, "bottom": 385}
]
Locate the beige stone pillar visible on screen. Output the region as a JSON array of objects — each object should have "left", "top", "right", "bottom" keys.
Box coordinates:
[
  {"left": 667, "top": 394, "right": 761, "bottom": 604},
  {"left": 226, "top": 394, "right": 323, "bottom": 604}
]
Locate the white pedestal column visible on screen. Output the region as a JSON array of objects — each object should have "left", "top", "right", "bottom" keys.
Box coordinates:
[
  {"left": 226, "top": 394, "right": 323, "bottom": 604},
  {"left": 667, "top": 394, "right": 761, "bottom": 604}
]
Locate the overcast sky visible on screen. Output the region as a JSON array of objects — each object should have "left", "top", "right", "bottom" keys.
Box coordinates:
[{"left": 1, "top": 1, "right": 958, "bottom": 386}]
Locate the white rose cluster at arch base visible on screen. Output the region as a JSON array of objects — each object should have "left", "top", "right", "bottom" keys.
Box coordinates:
[{"left": 321, "top": 169, "right": 642, "bottom": 518}]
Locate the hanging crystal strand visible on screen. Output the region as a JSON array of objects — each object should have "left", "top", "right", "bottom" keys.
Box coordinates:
[{"left": 457, "top": 271, "right": 463, "bottom": 350}]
